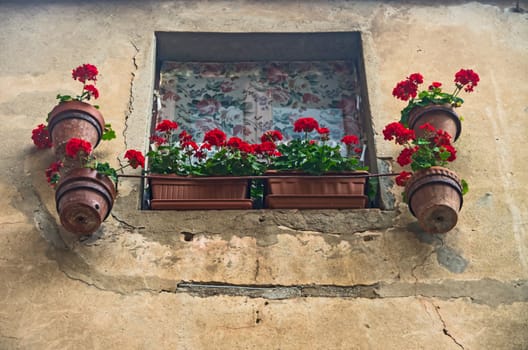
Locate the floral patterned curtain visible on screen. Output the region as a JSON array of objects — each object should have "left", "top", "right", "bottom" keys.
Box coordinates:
[{"left": 157, "top": 60, "right": 363, "bottom": 144}]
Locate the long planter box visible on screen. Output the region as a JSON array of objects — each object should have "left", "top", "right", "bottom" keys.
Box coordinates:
[
  {"left": 149, "top": 176, "right": 252, "bottom": 210},
  {"left": 265, "top": 172, "right": 369, "bottom": 209}
]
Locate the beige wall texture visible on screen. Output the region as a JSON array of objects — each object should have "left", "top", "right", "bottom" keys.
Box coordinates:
[{"left": 1, "top": 1, "right": 527, "bottom": 349}]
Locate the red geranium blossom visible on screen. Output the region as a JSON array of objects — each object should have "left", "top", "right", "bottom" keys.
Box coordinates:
[
  {"left": 382, "top": 122, "right": 416, "bottom": 145},
  {"left": 293, "top": 117, "right": 319, "bottom": 133},
  {"left": 72, "top": 64, "right": 98, "bottom": 83},
  {"left": 454, "top": 69, "right": 480, "bottom": 92},
  {"left": 179, "top": 130, "right": 193, "bottom": 143},
  {"left": 65, "top": 138, "right": 92, "bottom": 158},
  {"left": 150, "top": 135, "right": 167, "bottom": 146},
  {"left": 419, "top": 122, "right": 436, "bottom": 133},
  {"left": 182, "top": 140, "right": 199, "bottom": 151},
  {"left": 45, "top": 160, "right": 64, "bottom": 186},
  {"left": 84, "top": 84, "right": 99, "bottom": 99},
  {"left": 392, "top": 73, "right": 423, "bottom": 101},
  {"left": 227, "top": 137, "right": 245, "bottom": 150},
  {"left": 397, "top": 147, "right": 418, "bottom": 167},
  {"left": 428, "top": 81, "right": 442, "bottom": 90},
  {"left": 200, "top": 143, "right": 212, "bottom": 151},
  {"left": 260, "top": 130, "right": 283, "bottom": 143},
  {"left": 317, "top": 127, "right": 330, "bottom": 135},
  {"left": 433, "top": 129, "right": 453, "bottom": 147},
  {"left": 254, "top": 141, "right": 278, "bottom": 156},
  {"left": 443, "top": 144, "right": 457, "bottom": 162},
  {"left": 408, "top": 73, "right": 424, "bottom": 85},
  {"left": 395, "top": 171, "right": 412, "bottom": 187},
  {"left": 124, "top": 149, "right": 145, "bottom": 169},
  {"left": 31, "top": 124, "right": 52, "bottom": 149},
  {"left": 203, "top": 128, "right": 226, "bottom": 147},
  {"left": 341, "top": 135, "right": 359, "bottom": 145},
  {"left": 155, "top": 120, "right": 179, "bottom": 132},
  {"left": 227, "top": 138, "right": 254, "bottom": 154}
]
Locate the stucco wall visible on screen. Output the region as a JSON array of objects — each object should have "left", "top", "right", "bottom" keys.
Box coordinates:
[{"left": 0, "top": 1, "right": 527, "bottom": 349}]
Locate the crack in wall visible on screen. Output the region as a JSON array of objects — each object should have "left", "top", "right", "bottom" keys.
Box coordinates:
[
  {"left": 431, "top": 301, "right": 465, "bottom": 349},
  {"left": 48, "top": 262, "right": 528, "bottom": 307},
  {"left": 111, "top": 213, "right": 145, "bottom": 231},
  {"left": 122, "top": 40, "right": 140, "bottom": 151}
]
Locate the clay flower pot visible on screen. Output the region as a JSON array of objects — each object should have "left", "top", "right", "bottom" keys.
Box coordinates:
[
  {"left": 48, "top": 101, "right": 105, "bottom": 158},
  {"left": 405, "top": 166, "right": 463, "bottom": 234},
  {"left": 408, "top": 104, "right": 461, "bottom": 141},
  {"left": 55, "top": 168, "right": 116, "bottom": 236},
  {"left": 149, "top": 175, "right": 252, "bottom": 210},
  {"left": 265, "top": 171, "right": 368, "bottom": 209}
]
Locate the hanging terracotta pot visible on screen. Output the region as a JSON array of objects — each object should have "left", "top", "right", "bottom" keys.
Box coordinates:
[
  {"left": 405, "top": 166, "right": 463, "bottom": 234},
  {"left": 149, "top": 175, "right": 252, "bottom": 210},
  {"left": 408, "top": 104, "right": 461, "bottom": 141},
  {"left": 265, "top": 171, "right": 368, "bottom": 209},
  {"left": 47, "top": 101, "right": 105, "bottom": 158},
  {"left": 55, "top": 168, "right": 116, "bottom": 236}
]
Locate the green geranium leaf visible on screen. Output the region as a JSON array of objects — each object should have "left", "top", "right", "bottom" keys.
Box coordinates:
[{"left": 461, "top": 179, "right": 469, "bottom": 195}]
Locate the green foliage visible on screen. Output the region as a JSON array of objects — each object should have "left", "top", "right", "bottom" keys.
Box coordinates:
[
  {"left": 91, "top": 161, "right": 118, "bottom": 183},
  {"left": 147, "top": 145, "right": 265, "bottom": 177},
  {"left": 410, "top": 138, "right": 451, "bottom": 171},
  {"left": 199, "top": 148, "right": 265, "bottom": 176},
  {"left": 272, "top": 139, "right": 365, "bottom": 175},
  {"left": 101, "top": 124, "right": 116, "bottom": 141},
  {"left": 367, "top": 177, "right": 379, "bottom": 203},
  {"left": 461, "top": 179, "right": 469, "bottom": 195},
  {"left": 56, "top": 94, "right": 73, "bottom": 103}
]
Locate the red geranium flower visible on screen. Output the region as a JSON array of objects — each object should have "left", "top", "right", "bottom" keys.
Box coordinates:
[
  {"left": 200, "top": 143, "right": 212, "bottom": 151},
  {"left": 227, "top": 137, "right": 244, "bottom": 149},
  {"left": 31, "top": 124, "right": 52, "bottom": 149},
  {"left": 72, "top": 64, "right": 98, "bottom": 83},
  {"left": 317, "top": 127, "right": 330, "bottom": 135},
  {"left": 433, "top": 129, "right": 453, "bottom": 147},
  {"left": 203, "top": 128, "right": 226, "bottom": 147},
  {"left": 155, "top": 120, "right": 179, "bottom": 132},
  {"left": 179, "top": 130, "right": 193, "bottom": 143},
  {"left": 397, "top": 147, "right": 418, "bottom": 166},
  {"left": 45, "top": 160, "right": 64, "bottom": 186},
  {"left": 182, "top": 140, "right": 199, "bottom": 151},
  {"left": 260, "top": 130, "right": 283, "bottom": 143},
  {"left": 238, "top": 141, "right": 254, "bottom": 154},
  {"left": 383, "top": 122, "right": 416, "bottom": 145},
  {"left": 65, "top": 138, "right": 92, "bottom": 158},
  {"left": 150, "top": 135, "right": 167, "bottom": 146},
  {"left": 454, "top": 69, "right": 480, "bottom": 92},
  {"left": 293, "top": 117, "right": 319, "bottom": 133},
  {"left": 254, "top": 141, "right": 277, "bottom": 156},
  {"left": 124, "top": 149, "right": 145, "bottom": 169},
  {"left": 419, "top": 122, "right": 436, "bottom": 133},
  {"left": 341, "top": 135, "right": 359, "bottom": 145},
  {"left": 408, "top": 73, "right": 424, "bottom": 85},
  {"left": 443, "top": 144, "right": 457, "bottom": 162},
  {"left": 428, "top": 81, "right": 442, "bottom": 90},
  {"left": 395, "top": 171, "right": 412, "bottom": 187},
  {"left": 84, "top": 84, "right": 99, "bottom": 99}
]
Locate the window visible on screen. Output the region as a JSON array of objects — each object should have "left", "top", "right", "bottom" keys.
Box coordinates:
[{"left": 147, "top": 32, "right": 380, "bottom": 209}]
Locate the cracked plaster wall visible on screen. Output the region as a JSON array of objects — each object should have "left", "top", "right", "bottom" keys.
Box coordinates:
[{"left": 0, "top": 1, "right": 527, "bottom": 349}]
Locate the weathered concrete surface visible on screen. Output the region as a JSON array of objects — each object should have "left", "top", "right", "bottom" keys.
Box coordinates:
[{"left": 1, "top": 1, "right": 527, "bottom": 349}]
